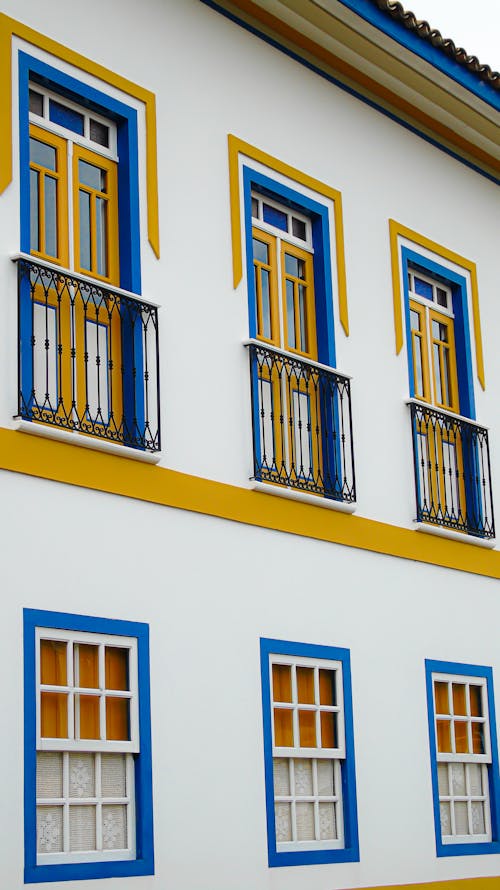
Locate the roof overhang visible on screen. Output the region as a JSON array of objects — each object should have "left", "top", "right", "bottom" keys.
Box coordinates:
[{"left": 202, "top": 0, "right": 500, "bottom": 182}]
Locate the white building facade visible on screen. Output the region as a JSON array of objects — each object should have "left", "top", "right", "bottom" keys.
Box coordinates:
[{"left": 0, "top": 1, "right": 499, "bottom": 888}]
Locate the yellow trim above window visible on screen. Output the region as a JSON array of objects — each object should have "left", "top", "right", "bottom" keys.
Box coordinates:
[
  {"left": 228, "top": 134, "right": 349, "bottom": 337},
  {"left": 0, "top": 12, "right": 160, "bottom": 258},
  {"left": 389, "top": 219, "right": 485, "bottom": 390}
]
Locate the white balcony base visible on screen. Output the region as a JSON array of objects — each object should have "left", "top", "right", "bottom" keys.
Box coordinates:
[{"left": 13, "top": 417, "right": 162, "bottom": 464}]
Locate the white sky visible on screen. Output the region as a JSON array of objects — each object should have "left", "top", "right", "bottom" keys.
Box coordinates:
[{"left": 407, "top": 0, "right": 500, "bottom": 70}]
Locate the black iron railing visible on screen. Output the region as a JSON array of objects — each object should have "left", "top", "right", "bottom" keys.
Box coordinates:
[
  {"left": 247, "top": 342, "right": 356, "bottom": 502},
  {"left": 409, "top": 401, "right": 494, "bottom": 538},
  {"left": 16, "top": 257, "right": 160, "bottom": 451}
]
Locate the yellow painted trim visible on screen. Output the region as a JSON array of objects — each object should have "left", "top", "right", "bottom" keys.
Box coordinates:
[
  {"left": 0, "top": 12, "right": 160, "bottom": 258},
  {"left": 356, "top": 879, "right": 500, "bottom": 890},
  {"left": 228, "top": 134, "right": 349, "bottom": 336},
  {"left": 2, "top": 427, "right": 500, "bottom": 579},
  {"left": 389, "top": 220, "right": 485, "bottom": 391}
]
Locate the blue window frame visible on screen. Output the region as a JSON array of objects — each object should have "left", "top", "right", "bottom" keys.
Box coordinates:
[
  {"left": 425, "top": 659, "right": 500, "bottom": 857},
  {"left": 260, "top": 638, "right": 359, "bottom": 867},
  {"left": 24, "top": 609, "right": 154, "bottom": 883}
]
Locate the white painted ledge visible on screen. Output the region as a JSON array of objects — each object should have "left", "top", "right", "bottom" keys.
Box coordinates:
[
  {"left": 415, "top": 521, "right": 496, "bottom": 549},
  {"left": 251, "top": 480, "right": 357, "bottom": 513},
  {"left": 13, "top": 417, "right": 162, "bottom": 464}
]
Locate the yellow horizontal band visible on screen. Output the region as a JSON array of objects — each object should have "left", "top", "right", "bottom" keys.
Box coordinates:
[
  {"left": 0, "top": 12, "right": 160, "bottom": 258},
  {"left": 389, "top": 219, "right": 485, "bottom": 391},
  {"left": 1, "top": 427, "right": 499, "bottom": 580},
  {"left": 359, "top": 879, "right": 499, "bottom": 890},
  {"left": 228, "top": 134, "right": 349, "bottom": 336}
]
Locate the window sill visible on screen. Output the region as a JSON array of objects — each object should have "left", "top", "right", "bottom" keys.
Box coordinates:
[
  {"left": 252, "top": 480, "right": 356, "bottom": 513},
  {"left": 415, "top": 521, "right": 495, "bottom": 549},
  {"left": 13, "top": 417, "right": 161, "bottom": 464}
]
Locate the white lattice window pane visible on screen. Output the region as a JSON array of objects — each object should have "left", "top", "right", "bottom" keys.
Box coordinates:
[
  {"left": 273, "top": 758, "right": 290, "bottom": 796},
  {"left": 294, "top": 759, "right": 313, "bottom": 796},
  {"left": 37, "top": 806, "right": 63, "bottom": 853},
  {"left": 437, "top": 763, "right": 449, "bottom": 795},
  {"left": 451, "top": 763, "right": 466, "bottom": 795},
  {"left": 102, "top": 805, "right": 127, "bottom": 850},
  {"left": 440, "top": 801, "right": 451, "bottom": 835},
  {"left": 296, "top": 802, "right": 315, "bottom": 840},
  {"left": 455, "top": 801, "right": 469, "bottom": 835},
  {"left": 69, "top": 754, "right": 95, "bottom": 798},
  {"left": 101, "top": 753, "right": 127, "bottom": 797},
  {"left": 471, "top": 801, "right": 486, "bottom": 834},
  {"left": 69, "top": 805, "right": 97, "bottom": 851},
  {"left": 275, "top": 803, "right": 292, "bottom": 842},
  {"left": 317, "top": 759, "right": 334, "bottom": 796},
  {"left": 468, "top": 763, "right": 483, "bottom": 796},
  {"left": 319, "top": 802, "right": 336, "bottom": 839},
  {"left": 37, "top": 752, "right": 63, "bottom": 798}
]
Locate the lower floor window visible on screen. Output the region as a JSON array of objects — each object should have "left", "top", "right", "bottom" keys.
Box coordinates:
[{"left": 260, "top": 638, "right": 359, "bottom": 867}]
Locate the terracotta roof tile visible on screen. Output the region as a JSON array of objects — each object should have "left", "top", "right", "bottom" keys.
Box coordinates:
[{"left": 372, "top": 0, "right": 500, "bottom": 90}]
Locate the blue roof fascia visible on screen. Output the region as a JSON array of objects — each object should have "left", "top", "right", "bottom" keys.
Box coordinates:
[{"left": 337, "top": 0, "right": 500, "bottom": 111}]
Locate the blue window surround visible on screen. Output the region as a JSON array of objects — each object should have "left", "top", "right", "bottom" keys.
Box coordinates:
[
  {"left": 23, "top": 608, "right": 154, "bottom": 883},
  {"left": 18, "top": 52, "right": 147, "bottom": 441},
  {"left": 260, "top": 638, "right": 359, "bottom": 867},
  {"left": 401, "top": 247, "right": 475, "bottom": 420},
  {"left": 425, "top": 659, "right": 500, "bottom": 857}
]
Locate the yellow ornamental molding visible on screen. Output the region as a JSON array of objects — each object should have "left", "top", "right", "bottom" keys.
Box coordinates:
[
  {"left": 389, "top": 219, "right": 485, "bottom": 390},
  {"left": 228, "top": 134, "right": 349, "bottom": 336},
  {"left": 0, "top": 12, "right": 159, "bottom": 258}
]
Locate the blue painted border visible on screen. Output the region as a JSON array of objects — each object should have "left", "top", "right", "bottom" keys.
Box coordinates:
[
  {"left": 200, "top": 1, "right": 499, "bottom": 187},
  {"left": 401, "top": 247, "right": 475, "bottom": 419},
  {"left": 425, "top": 658, "right": 500, "bottom": 857},
  {"left": 23, "top": 608, "right": 155, "bottom": 883},
  {"left": 337, "top": 0, "right": 499, "bottom": 112},
  {"left": 260, "top": 638, "right": 359, "bottom": 867}
]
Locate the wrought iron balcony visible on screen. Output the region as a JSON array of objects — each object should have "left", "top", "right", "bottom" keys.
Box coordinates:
[
  {"left": 16, "top": 256, "right": 160, "bottom": 451},
  {"left": 247, "top": 341, "right": 356, "bottom": 502},
  {"left": 409, "top": 400, "right": 494, "bottom": 538}
]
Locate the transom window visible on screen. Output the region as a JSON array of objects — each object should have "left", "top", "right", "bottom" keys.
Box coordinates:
[
  {"left": 270, "top": 654, "right": 345, "bottom": 852},
  {"left": 408, "top": 269, "right": 458, "bottom": 411},
  {"left": 432, "top": 673, "right": 491, "bottom": 844},
  {"left": 36, "top": 628, "right": 138, "bottom": 865}
]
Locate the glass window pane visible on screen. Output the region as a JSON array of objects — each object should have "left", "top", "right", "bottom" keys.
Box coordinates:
[
  {"left": 49, "top": 99, "right": 84, "bottom": 135},
  {"left": 319, "top": 669, "right": 336, "bottom": 705},
  {"left": 285, "top": 253, "right": 299, "bottom": 277},
  {"left": 41, "top": 692, "right": 68, "bottom": 738},
  {"left": 30, "top": 168, "right": 39, "bottom": 252},
  {"left": 69, "top": 753, "right": 95, "bottom": 797},
  {"left": 286, "top": 279, "right": 296, "bottom": 349},
  {"left": 414, "top": 276, "right": 433, "bottom": 300},
  {"left": 434, "top": 681, "right": 449, "bottom": 714},
  {"left": 292, "top": 217, "right": 306, "bottom": 240},
  {"left": 274, "top": 803, "right": 292, "bottom": 841},
  {"left": 79, "top": 159, "right": 106, "bottom": 191},
  {"left": 294, "top": 759, "right": 313, "bottom": 796},
  {"left": 471, "top": 801, "right": 486, "bottom": 835},
  {"left": 273, "top": 758, "right": 290, "bottom": 796},
  {"left": 263, "top": 203, "right": 287, "bottom": 231},
  {"left": 319, "top": 802, "right": 336, "bottom": 839},
  {"left": 452, "top": 683, "right": 467, "bottom": 716},
  {"left": 77, "top": 694, "right": 100, "bottom": 740},
  {"left": 41, "top": 640, "right": 67, "bottom": 685},
  {"left": 414, "top": 336, "right": 424, "bottom": 396},
  {"left": 272, "top": 664, "right": 292, "bottom": 702},
  {"left": 79, "top": 190, "right": 91, "bottom": 271},
  {"left": 89, "top": 119, "right": 109, "bottom": 147},
  {"left": 410, "top": 309, "right": 420, "bottom": 331},
  {"left": 433, "top": 344, "right": 443, "bottom": 403},
  {"left": 437, "top": 763, "right": 449, "bottom": 795},
  {"left": 296, "top": 667, "right": 314, "bottom": 703},
  {"left": 274, "top": 708, "right": 293, "bottom": 746},
  {"left": 77, "top": 645, "right": 99, "bottom": 688},
  {"left": 454, "top": 801, "right": 469, "bottom": 835},
  {"left": 44, "top": 175, "right": 58, "bottom": 258},
  {"left": 30, "top": 138, "right": 57, "bottom": 171},
  {"left": 443, "top": 348, "right": 452, "bottom": 406},
  {"left": 37, "top": 806, "right": 64, "bottom": 853},
  {"left": 454, "top": 720, "right": 469, "bottom": 753},
  {"left": 472, "top": 723, "right": 485, "bottom": 754},
  {"left": 105, "top": 648, "right": 129, "bottom": 691},
  {"left": 298, "top": 709, "right": 316, "bottom": 747},
  {"left": 105, "top": 697, "right": 130, "bottom": 741},
  {"left": 96, "top": 196, "right": 108, "bottom": 277},
  {"left": 470, "top": 686, "right": 483, "bottom": 717},
  {"left": 440, "top": 801, "right": 451, "bottom": 836},
  {"left": 451, "top": 762, "right": 466, "bottom": 794},
  {"left": 295, "top": 802, "right": 315, "bottom": 840},
  {"left": 251, "top": 197, "right": 259, "bottom": 219},
  {"left": 320, "top": 711, "right": 336, "bottom": 748},
  {"left": 29, "top": 89, "right": 44, "bottom": 116},
  {"left": 436, "top": 719, "right": 451, "bottom": 752},
  {"left": 260, "top": 269, "right": 271, "bottom": 339},
  {"left": 252, "top": 238, "right": 268, "bottom": 265},
  {"left": 436, "top": 287, "right": 448, "bottom": 307},
  {"left": 298, "top": 284, "right": 307, "bottom": 352},
  {"left": 69, "top": 806, "right": 96, "bottom": 851}
]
